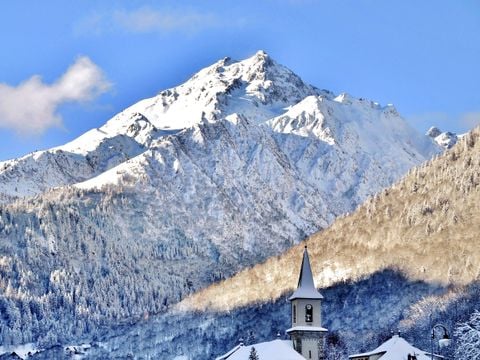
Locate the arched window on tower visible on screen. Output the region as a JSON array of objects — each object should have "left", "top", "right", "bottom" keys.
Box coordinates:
[
  {"left": 305, "top": 304, "right": 313, "bottom": 322},
  {"left": 293, "top": 304, "right": 297, "bottom": 323}
]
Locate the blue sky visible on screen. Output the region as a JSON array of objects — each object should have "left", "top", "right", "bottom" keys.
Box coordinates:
[{"left": 0, "top": 0, "right": 479, "bottom": 160}]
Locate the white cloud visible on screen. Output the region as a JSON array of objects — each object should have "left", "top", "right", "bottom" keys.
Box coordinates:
[
  {"left": 73, "top": 12, "right": 106, "bottom": 37},
  {"left": 0, "top": 57, "right": 111, "bottom": 135},
  {"left": 113, "top": 7, "right": 217, "bottom": 34},
  {"left": 74, "top": 7, "right": 245, "bottom": 36},
  {"left": 408, "top": 111, "right": 480, "bottom": 134}
]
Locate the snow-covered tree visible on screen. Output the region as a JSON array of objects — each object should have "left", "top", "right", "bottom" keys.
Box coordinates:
[
  {"left": 454, "top": 310, "right": 480, "bottom": 359},
  {"left": 246, "top": 330, "right": 256, "bottom": 345},
  {"left": 249, "top": 347, "right": 259, "bottom": 360}
]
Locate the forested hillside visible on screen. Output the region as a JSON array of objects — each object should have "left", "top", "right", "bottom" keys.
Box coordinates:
[
  {"left": 47, "top": 269, "right": 480, "bottom": 359},
  {"left": 180, "top": 127, "right": 480, "bottom": 311}
]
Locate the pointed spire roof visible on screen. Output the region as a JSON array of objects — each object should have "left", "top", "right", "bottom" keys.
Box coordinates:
[{"left": 289, "top": 246, "right": 323, "bottom": 301}]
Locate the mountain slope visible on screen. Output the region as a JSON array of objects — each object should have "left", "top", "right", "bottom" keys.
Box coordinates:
[
  {"left": 0, "top": 130, "right": 146, "bottom": 200},
  {"left": 179, "top": 127, "right": 480, "bottom": 312},
  {"left": 0, "top": 51, "right": 320, "bottom": 202},
  {"left": 0, "top": 51, "right": 439, "bottom": 346},
  {"left": 0, "top": 51, "right": 436, "bottom": 203}
]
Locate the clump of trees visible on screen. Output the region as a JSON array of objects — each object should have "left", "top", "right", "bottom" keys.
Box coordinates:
[{"left": 455, "top": 310, "right": 480, "bottom": 359}]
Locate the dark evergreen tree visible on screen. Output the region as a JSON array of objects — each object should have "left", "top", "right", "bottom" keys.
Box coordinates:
[
  {"left": 246, "top": 330, "right": 256, "bottom": 345},
  {"left": 249, "top": 346, "right": 259, "bottom": 360}
]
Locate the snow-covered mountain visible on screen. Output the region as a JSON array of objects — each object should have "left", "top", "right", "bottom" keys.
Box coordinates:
[
  {"left": 164, "top": 127, "right": 480, "bottom": 360},
  {"left": 0, "top": 51, "right": 440, "bottom": 347},
  {"left": 0, "top": 51, "right": 435, "bottom": 202},
  {"left": 426, "top": 126, "right": 460, "bottom": 149},
  {"left": 0, "top": 51, "right": 319, "bottom": 201},
  {"left": 180, "top": 127, "right": 480, "bottom": 313}
]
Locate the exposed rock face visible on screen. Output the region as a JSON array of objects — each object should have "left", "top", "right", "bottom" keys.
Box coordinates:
[{"left": 426, "top": 126, "right": 459, "bottom": 149}]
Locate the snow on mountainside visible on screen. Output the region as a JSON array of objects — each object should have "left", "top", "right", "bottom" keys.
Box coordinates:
[
  {"left": 0, "top": 51, "right": 320, "bottom": 202},
  {"left": 62, "top": 50, "right": 320, "bottom": 151},
  {"left": 426, "top": 126, "right": 460, "bottom": 149},
  {"left": 180, "top": 127, "right": 480, "bottom": 313},
  {"left": 74, "top": 93, "right": 435, "bottom": 232},
  {"left": 266, "top": 94, "right": 434, "bottom": 203},
  {"left": 0, "top": 133, "right": 145, "bottom": 200},
  {"left": 0, "top": 51, "right": 440, "bottom": 347}
]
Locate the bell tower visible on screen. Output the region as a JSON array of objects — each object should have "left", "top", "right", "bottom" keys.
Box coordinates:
[{"left": 287, "top": 246, "right": 327, "bottom": 360}]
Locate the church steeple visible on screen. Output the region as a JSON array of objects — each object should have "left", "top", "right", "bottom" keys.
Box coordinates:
[
  {"left": 287, "top": 245, "right": 327, "bottom": 360},
  {"left": 289, "top": 246, "right": 323, "bottom": 301}
]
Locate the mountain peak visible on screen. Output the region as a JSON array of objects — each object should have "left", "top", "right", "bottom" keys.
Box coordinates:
[
  {"left": 242, "top": 50, "right": 283, "bottom": 81},
  {"left": 0, "top": 51, "right": 439, "bottom": 203},
  {"left": 254, "top": 49, "right": 269, "bottom": 58},
  {"left": 426, "top": 126, "right": 459, "bottom": 149},
  {"left": 249, "top": 50, "right": 273, "bottom": 68},
  {"left": 426, "top": 126, "right": 442, "bottom": 138}
]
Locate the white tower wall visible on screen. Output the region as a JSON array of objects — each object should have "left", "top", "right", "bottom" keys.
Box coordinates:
[{"left": 287, "top": 247, "right": 327, "bottom": 360}]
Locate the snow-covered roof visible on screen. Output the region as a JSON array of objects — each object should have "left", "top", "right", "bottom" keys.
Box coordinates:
[
  {"left": 0, "top": 343, "right": 42, "bottom": 360},
  {"left": 288, "top": 246, "right": 323, "bottom": 300},
  {"left": 215, "top": 339, "right": 305, "bottom": 360},
  {"left": 215, "top": 344, "right": 243, "bottom": 360},
  {"left": 349, "top": 335, "right": 444, "bottom": 360},
  {"left": 286, "top": 326, "right": 328, "bottom": 333}
]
